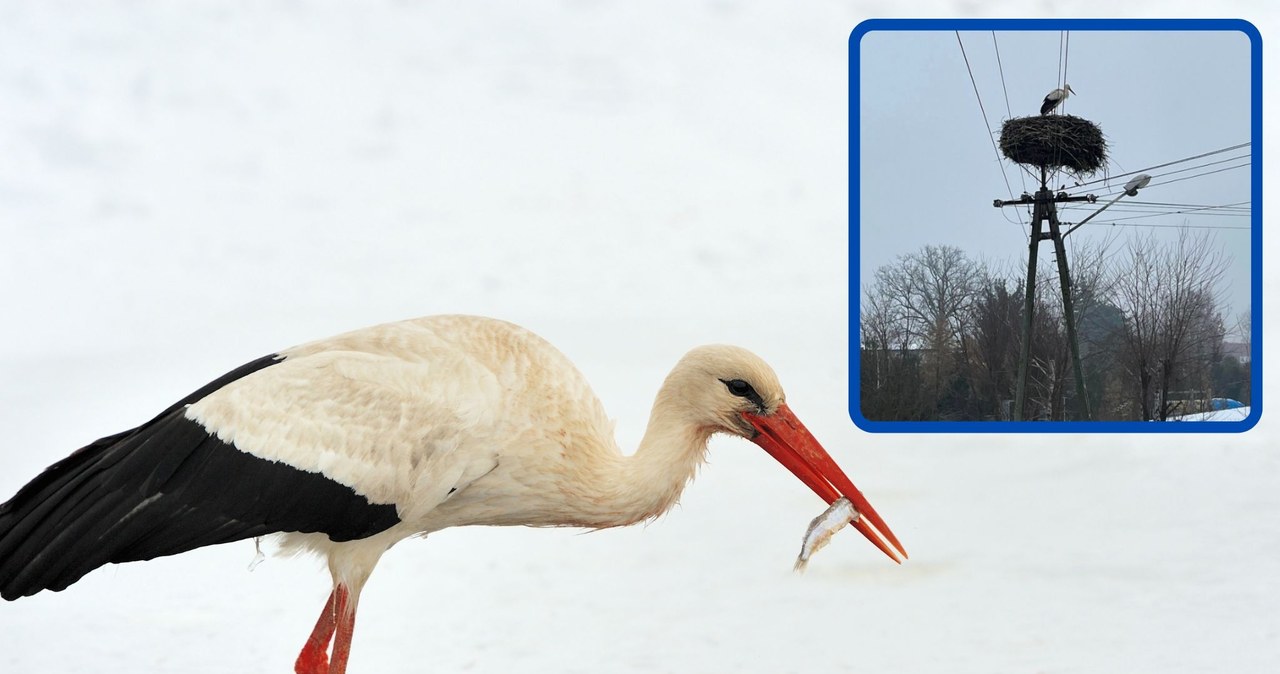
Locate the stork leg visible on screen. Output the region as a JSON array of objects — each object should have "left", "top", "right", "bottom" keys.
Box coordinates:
[
  {"left": 295, "top": 587, "right": 341, "bottom": 674},
  {"left": 294, "top": 541, "right": 384, "bottom": 674},
  {"left": 293, "top": 581, "right": 368, "bottom": 674},
  {"left": 329, "top": 585, "right": 359, "bottom": 674}
]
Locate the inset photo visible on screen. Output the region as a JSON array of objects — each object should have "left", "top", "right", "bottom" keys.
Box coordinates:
[{"left": 851, "top": 19, "right": 1259, "bottom": 431}]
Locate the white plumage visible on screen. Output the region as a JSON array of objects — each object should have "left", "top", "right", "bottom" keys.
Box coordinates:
[
  {"left": 1041, "top": 84, "right": 1075, "bottom": 115},
  {"left": 0, "top": 315, "right": 905, "bottom": 674}
]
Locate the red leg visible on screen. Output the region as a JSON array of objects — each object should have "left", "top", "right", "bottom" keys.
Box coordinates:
[
  {"left": 328, "top": 585, "right": 357, "bottom": 674},
  {"left": 295, "top": 589, "right": 339, "bottom": 674}
]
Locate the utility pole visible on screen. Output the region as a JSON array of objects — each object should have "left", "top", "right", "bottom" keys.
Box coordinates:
[
  {"left": 993, "top": 114, "right": 1135, "bottom": 421},
  {"left": 1046, "top": 194, "right": 1092, "bottom": 421},
  {"left": 995, "top": 174, "right": 1095, "bottom": 420}
]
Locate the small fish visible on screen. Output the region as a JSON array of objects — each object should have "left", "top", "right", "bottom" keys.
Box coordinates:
[{"left": 794, "top": 497, "right": 858, "bottom": 572}]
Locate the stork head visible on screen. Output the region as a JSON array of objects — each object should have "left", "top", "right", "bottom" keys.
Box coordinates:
[
  {"left": 660, "top": 345, "right": 907, "bottom": 564},
  {"left": 1065, "top": 84, "right": 1076, "bottom": 96}
]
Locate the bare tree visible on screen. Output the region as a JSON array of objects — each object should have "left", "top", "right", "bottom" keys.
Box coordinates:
[
  {"left": 1109, "top": 230, "right": 1230, "bottom": 420},
  {"left": 875, "top": 246, "right": 982, "bottom": 390},
  {"left": 1065, "top": 235, "right": 1120, "bottom": 346},
  {"left": 1213, "top": 309, "right": 1253, "bottom": 406},
  {"left": 859, "top": 231, "right": 1235, "bottom": 422},
  {"left": 1235, "top": 309, "right": 1252, "bottom": 358},
  {"left": 1153, "top": 231, "right": 1228, "bottom": 418},
  {"left": 964, "top": 274, "right": 1021, "bottom": 419},
  {"left": 1042, "top": 236, "right": 1118, "bottom": 419},
  {"left": 1023, "top": 268, "right": 1069, "bottom": 419},
  {"left": 861, "top": 245, "right": 984, "bottom": 420},
  {"left": 1111, "top": 232, "right": 1165, "bottom": 420},
  {"left": 859, "top": 285, "right": 923, "bottom": 419}
]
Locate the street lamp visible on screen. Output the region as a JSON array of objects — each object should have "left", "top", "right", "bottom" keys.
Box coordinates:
[
  {"left": 1063, "top": 173, "right": 1153, "bottom": 238},
  {"left": 1124, "top": 173, "right": 1151, "bottom": 196}
]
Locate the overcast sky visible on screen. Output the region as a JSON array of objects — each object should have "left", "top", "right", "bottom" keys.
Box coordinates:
[{"left": 857, "top": 27, "right": 1254, "bottom": 328}]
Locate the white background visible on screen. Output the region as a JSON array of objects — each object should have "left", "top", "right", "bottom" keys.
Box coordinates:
[{"left": 1, "top": 2, "right": 1276, "bottom": 672}]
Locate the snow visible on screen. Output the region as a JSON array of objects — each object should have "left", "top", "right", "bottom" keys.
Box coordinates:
[
  {"left": 2, "top": 2, "right": 1278, "bottom": 673},
  {"left": 1169, "top": 406, "right": 1253, "bottom": 422}
]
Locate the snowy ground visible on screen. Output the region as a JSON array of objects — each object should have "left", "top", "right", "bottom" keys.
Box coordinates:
[
  {"left": 1170, "top": 406, "right": 1253, "bottom": 422},
  {"left": 2, "top": 2, "right": 1278, "bottom": 673}
]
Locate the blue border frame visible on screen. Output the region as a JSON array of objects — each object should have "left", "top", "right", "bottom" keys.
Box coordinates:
[{"left": 849, "top": 18, "right": 1262, "bottom": 432}]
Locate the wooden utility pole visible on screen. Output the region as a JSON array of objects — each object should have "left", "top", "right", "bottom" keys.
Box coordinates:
[
  {"left": 995, "top": 176, "right": 1095, "bottom": 420},
  {"left": 1012, "top": 190, "right": 1044, "bottom": 420},
  {"left": 1047, "top": 194, "right": 1092, "bottom": 421}
]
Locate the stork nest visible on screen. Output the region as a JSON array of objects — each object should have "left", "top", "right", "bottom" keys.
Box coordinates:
[{"left": 999, "top": 114, "right": 1107, "bottom": 177}]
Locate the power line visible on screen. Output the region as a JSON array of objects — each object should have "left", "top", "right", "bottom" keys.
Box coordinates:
[
  {"left": 991, "top": 31, "right": 1027, "bottom": 198},
  {"left": 1078, "top": 200, "right": 1251, "bottom": 223},
  {"left": 1061, "top": 31, "right": 1071, "bottom": 114},
  {"left": 1085, "top": 161, "right": 1254, "bottom": 200},
  {"left": 1146, "top": 154, "right": 1251, "bottom": 180},
  {"left": 956, "top": 31, "right": 1026, "bottom": 232},
  {"left": 1057, "top": 32, "right": 1065, "bottom": 89},
  {"left": 1123, "top": 200, "right": 1251, "bottom": 210},
  {"left": 1064, "top": 32, "right": 1070, "bottom": 84},
  {"left": 1092, "top": 162, "right": 1251, "bottom": 199},
  {"left": 1050, "top": 31, "right": 1071, "bottom": 112},
  {"left": 1074, "top": 142, "right": 1250, "bottom": 188},
  {"left": 1144, "top": 162, "right": 1251, "bottom": 188},
  {"left": 1059, "top": 199, "right": 1251, "bottom": 215},
  {"left": 1060, "top": 205, "right": 1251, "bottom": 217},
  {"left": 1079, "top": 155, "right": 1250, "bottom": 199},
  {"left": 992, "top": 32, "right": 1014, "bottom": 121},
  {"left": 1072, "top": 220, "right": 1250, "bottom": 231},
  {"left": 1061, "top": 201, "right": 1250, "bottom": 212}
]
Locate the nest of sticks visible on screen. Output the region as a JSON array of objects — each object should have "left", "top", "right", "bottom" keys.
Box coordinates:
[{"left": 999, "top": 114, "right": 1107, "bottom": 177}]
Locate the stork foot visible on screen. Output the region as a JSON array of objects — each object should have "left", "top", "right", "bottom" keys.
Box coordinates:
[
  {"left": 295, "top": 651, "right": 329, "bottom": 674},
  {"left": 294, "top": 584, "right": 358, "bottom": 674},
  {"left": 294, "top": 588, "right": 339, "bottom": 674}
]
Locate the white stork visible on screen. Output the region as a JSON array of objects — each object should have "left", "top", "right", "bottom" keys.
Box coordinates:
[
  {"left": 0, "top": 315, "right": 906, "bottom": 674},
  {"left": 1040, "top": 84, "right": 1075, "bottom": 115}
]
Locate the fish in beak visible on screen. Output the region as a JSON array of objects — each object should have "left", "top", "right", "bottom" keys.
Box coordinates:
[{"left": 743, "top": 403, "right": 907, "bottom": 563}]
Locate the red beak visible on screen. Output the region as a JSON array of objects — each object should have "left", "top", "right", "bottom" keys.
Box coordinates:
[{"left": 744, "top": 403, "right": 907, "bottom": 563}]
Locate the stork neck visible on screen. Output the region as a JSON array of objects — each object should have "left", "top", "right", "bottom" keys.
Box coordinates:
[{"left": 610, "top": 400, "right": 713, "bottom": 526}]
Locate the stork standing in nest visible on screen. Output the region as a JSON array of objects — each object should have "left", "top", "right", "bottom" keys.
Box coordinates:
[{"left": 1041, "top": 84, "right": 1075, "bottom": 115}]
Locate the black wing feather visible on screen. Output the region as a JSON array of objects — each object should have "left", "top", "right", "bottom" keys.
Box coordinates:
[{"left": 0, "top": 354, "right": 402, "bottom": 600}]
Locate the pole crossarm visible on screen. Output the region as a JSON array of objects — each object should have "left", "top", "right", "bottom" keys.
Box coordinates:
[{"left": 994, "top": 193, "right": 1097, "bottom": 208}]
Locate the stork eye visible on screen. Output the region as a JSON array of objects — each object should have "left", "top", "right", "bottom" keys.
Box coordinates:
[
  {"left": 721, "top": 378, "right": 767, "bottom": 413},
  {"left": 722, "top": 379, "right": 755, "bottom": 398}
]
